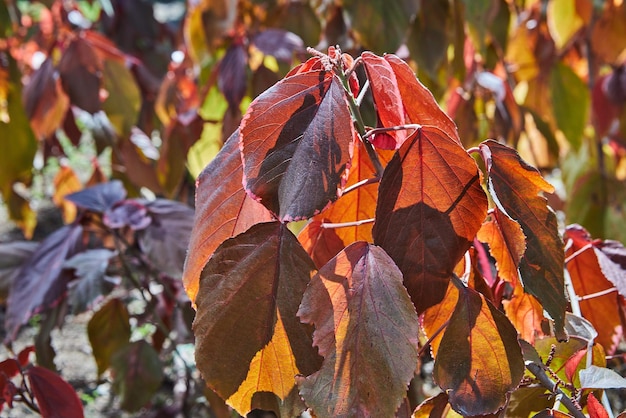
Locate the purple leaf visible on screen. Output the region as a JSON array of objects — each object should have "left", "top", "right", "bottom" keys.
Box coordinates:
[
  {"left": 0, "top": 241, "right": 39, "bottom": 302},
  {"left": 218, "top": 44, "right": 248, "bottom": 109},
  {"left": 5, "top": 224, "right": 84, "bottom": 342},
  {"left": 594, "top": 240, "right": 626, "bottom": 297},
  {"left": 137, "top": 199, "right": 194, "bottom": 278},
  {"left": 65, "top": 180, "right": 127, "bottom": 213},
  {"left": 253, "top": 29, "right": 304, "bottom": 62},
  {"left": 103, "top": 200, "right": 152, "bottom": 230},
  {"left": 65, "top": 249, "right": 119, "bottom": 314}
]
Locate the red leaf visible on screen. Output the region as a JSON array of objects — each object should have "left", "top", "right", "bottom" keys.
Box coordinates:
[
  {"left": 565, "top": 225, "right": 625, "bottom": 354},
  {"left": 218, "top": 44, "right": 248, "bottom": 109},
  {"left": 587, "top": 393, "right": 610, "bottom": 418},
  {"left": 193, "top": 222, "right": 321, "bottom": 416},
  {"left": 297, "top": 242, "right": 419, "bottom": 417},
  {"left": 480, "top": 140, "right": 567, "bottom": 336},
  {"left": 5, "top": 224, "right": 84, "bottom": 341},
  {"left": 373, "top": 126, "right": 488, "bottom": 313},
  {"left": 503, "top": 284, "right": 546, "bottom": 345},
  {"left": 182, "top": 131, "right": 273, "bottom": 304},
  {"left": 361, "top": 52, "right": 409, "bottom": 149},
  {"left": 432, "top": 278, "right": 524, "bottom": 416},
  {"left": 240, "top": 70, "right": 355, "bottom": 221},
  {"left": 17, "top": 346, "right": 35, "bottom": 367},
  {"left": 26, "top": 366, "right": 84, "bottom": 418},
  {"left": 297, "top": 217, "right": 345, "bottom": 268},
  {"left": 0, "top": 359, "right": 19, "bottom": 379},
  {"left": 385, "top": 54, "right": 459, "bottom": 145}
]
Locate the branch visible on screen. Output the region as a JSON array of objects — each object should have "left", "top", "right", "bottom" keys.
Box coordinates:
[{"left": 525, "top": 361, "right": 586, "bottom": 418}]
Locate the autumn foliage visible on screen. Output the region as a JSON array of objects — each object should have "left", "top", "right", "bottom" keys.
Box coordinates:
[{"left": 2, "top": 0, "right": 626, "bottom": 417}]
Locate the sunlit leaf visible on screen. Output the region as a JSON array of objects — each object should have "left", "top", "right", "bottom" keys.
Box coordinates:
[
  {"left": 361, "top": 52, "right": 409, "bottom": 149},
  {"left": 432, "top": 278, "right": 524, "bottom": 416},
  {"left": 240, "top": 70, "right": 355, "bottom": 221},
  {"left": 565, "top": 224, "right": 625, "bottom": 354},
  {"left": 374, "top": 126, "right": 487, "bottom": 313},
  {"left": 298, "top": 142, "right": 394, "bottom": 267},
  {"left": 480, "top": 140, "right": 567, "bottom": 336},
  {"left": 53, "top": 165, "right": 82, "bottom": 224},
  {"left": 587, "top": 393, "right": 610, "bottom": 418},
  {"left": 193, "top": 222, "right": 321, "bottom": 416},
  {"left": 342, "top": 0, "right": 418, "bottom": 54},
  {"left": 22, "top": 57, "right": 70, "bottom": 139},
  {"left": 27, "top": 366, "right": 84, "bottom": 418},
  {"left": 549, "top": 62, "right": 589, "bottom": 150},
  {"left": 297, "top": 242, "right": 419, "bottom": 418},
  {"left": 547, "top": 0, "right": 585, "bottom": 50},
  {"left": 579, "top": 365, "right": 626, "bottom": 389},
  {"left": 5, "top": 224, "right": 84, "bottom": 341},
  {"left": 385, "top": 55, "right": 459, "bottom": 145},
  {"left": 183, "top": 131, "right": 273, "bottom": 304},
  {"left": 503, "top": 284, "right": 545, "bottom": 345},
  {"left": 412, "top": 392, "right": 462, "bottom": 418},
  {"left": 87, "top": 298, "right": 131, "bottom": 375},
  {"left": 110, "top": 340, "right": 164, "bottom": 412}
]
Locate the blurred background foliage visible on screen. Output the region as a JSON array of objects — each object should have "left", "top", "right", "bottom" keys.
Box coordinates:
[{"left": 1, "top": 0, "right": 625, "bottom": 242}]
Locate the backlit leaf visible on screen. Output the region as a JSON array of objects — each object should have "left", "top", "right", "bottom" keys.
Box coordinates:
[
  {"left": 503, "top": 284, "right": 545, "bottom": 345},
  {"left": 297, "top": 242, "right": 419, "bottom": 418},
  {"left": 587, "top": 393, "right": 610, "bottom": 418},
  {"left": 342, "top": 0, "right": 418, "bottom": 54},
  {"left": 432, "top": 278, "right": 524, "bottom": 416},
  {"left": 193, "top": 222, "right": 321, "bottom": 416},
  {"left": 412, "top": 393, "right": 462, "bottom": 418},
  {"left": 298, "top": 142, "right": 394, "bottom": 267},
  {"left": 549, "top": 62, "right": 589, "bottom": 150},
  {"left": 110, "top": 340, "right": 164, "bottom": 412},
  {"left": 565, "top": 225, "right": 626, "bottom": 353},
  {"left": 361, "top": 52, "right": 409, "bottom": 149},
  {"left": 240, "top": 69, "right": 355, "bottom": 221},
  {"left": 477, "top": 211, "right": 526, "bottom": 286},
  {"left": 53, "top": 165, "right": 82, "bottom": 224},
  {"left": 101, "top": 57, "right": 141, "bottom": 137},
  {"left": 480, "top": 140, "right": 567, "bottom": 336},
  {"left": 5, "top": 224, "right": 84, "bottom": 341},
  {"left": 591, "top": 2, "right": 626, "bottom": 63},
  {"left": 27, "top": 366, "right": 84, "bottom": 418},
  {"left": 87, "top": 298, "right": 131, "bottom": 375},
  {"left": 547, "top": 0, "right": 584, "bottom": 50},
  {"left": 385, "top": 55, "right": 459, "bottom": 145},
  {"left": 373, "top": 126, "right": 488, "bottom": 313},
  {"left": 183, "top": 131, "right": 273, "bottom": 304}
]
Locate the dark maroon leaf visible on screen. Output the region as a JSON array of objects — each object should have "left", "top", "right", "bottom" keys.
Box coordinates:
[
  {"left": 193, "top": 221, "right": 321, "bottom": 415},
  {"left": 64, "top": 180, "right": 127, "bottom": 213},
  {"left": 0, "top": 241, "right": 38, "bottom": 302},
  {"left": 26, "top": 366, "right": 84, "bottom": 418},
  {"left": 137, "top": 199, "right": 194, "bottom": 278},
  {"left": 253, "top": 29, "right": 304, "bottom": 62},
  {"left": 110, "top": 340, "right": 164, "bottom": 412},
  {"left": 373, "top": 126, "right": 488, "bottom": 313},
  {"left": 5, "top": 224, "right": 84, "bottom": 341},
  {"left": 0, "top": 359, "right": 19, "bottom": 380},
  {"left": 58, "top": 37, "right": 102, "bottom": 114},
  {"left": 240, "top": 70, "right": 355, "bottom": 221},
  {"left": 183, "top": 130, "right": 273, "bottom": 304},
  {"left": 65, "top": 249, "right": 119, "bottom": 314},
  {"left": 218, "top": 43, "right": 248, "bottom": 109},
  {"left": 103, "top": 200, "right": 151, "bottom": 230}
]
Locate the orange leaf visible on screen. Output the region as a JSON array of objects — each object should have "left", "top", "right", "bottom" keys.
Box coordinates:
[
  {"left": 432, "top": 278, "right": 524, "bottom": 416},
  {"left": 193, "top": 222, "right": 320, "bottom": 416},
  {"left": 297, "top": 242, "right": 419, "bottom": 418},
  {"left": 374, "top": 126, "right": 488, "bottom": 313},
  {"left": 503, "top": 283, "right": 545, "bottom": 344},
  {"left": 565, "top": 225, "right": 625, "bottom": 354},
  {"left": 480, "top": 140, "right": 566, "bottom": 336},
  {"left": 182, "top": 131, "right": 273, "bottom": 304},
  {"left": 53, "top": 165, "right": 82, "bottom": 224}
]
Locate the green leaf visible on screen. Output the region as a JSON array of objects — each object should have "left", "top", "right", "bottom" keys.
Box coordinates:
[
  {"left": 297, "top": 242, "right": 419, "bottom": 418},
  {"left": 432, "top": 278, "right": 524, "bottom": 416},
  {"left": 193, "top": 221, "right": 321, "bottom": 416},
  {"left": 407, "top": 0, "right": 451, "bottom": 78},
  {"left": 549, "top": 62, "right": 589, "bottom": 150},
  {"left": 88, "top": 298, "right": 131, "bottom": 375},
  {"left": 342, "top": 0, "right": 418, "bottom": 53},
  {"left": 102, "top": 58, "right": 141, "bottom": 137},
  {"left": 547, "top": 0, "right": 584, "bottom": 50},
  {"left": 110, "top": 340, "right": 164, "bottom": 412},
  {"left": 462, "top": 0, "right": 497, "bottom": 55}
]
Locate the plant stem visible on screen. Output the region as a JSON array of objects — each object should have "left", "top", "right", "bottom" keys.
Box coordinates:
[
  {"left": 342, "top": 177, "right": 380, "bottom": 195},
  {"left": 525, "top": 361, "right": 586, "bottom": 418},
  {"left": 564, "top": 243, "right": 593, "bottom": 264},
  {"left": 578, "top": 287, "right": 617, "bottom": 301},
  {"left": 321, "top": 218, "right": 375, "bottom": 229}
]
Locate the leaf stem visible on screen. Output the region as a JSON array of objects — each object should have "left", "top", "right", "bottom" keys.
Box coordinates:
[
  {"left": 321, "top": 218, "right": 375, "bottom": 229},
  {"left": 525, "top": 361, "right": 586, "bottom": 418},
  {"left": 578, "top": 287, "right": 617, "bottom": 301},
  {"left": 564, "top": 243, "right": 594, "bottom": 264},
  {"left": 361, "top": 124, "right": 421, "bottom": 141},
  {"left": 342, "top": 177, "right": 380, "bottom": 195}
]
